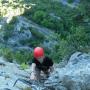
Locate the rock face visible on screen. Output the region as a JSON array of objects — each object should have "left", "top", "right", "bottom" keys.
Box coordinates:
[
  {"left": 0, "top": 52, "right": 90, "bottom": 90},
  {"left": 55, "top": 0, "right": 80, "bottom": 8},
  {"left": 45, "top": 52, "right": 90, "bottom": 90},
  {"left": 0, "top": 16, "right": 57, "bottom": 51},
  {"left": 0, "top": 57, "right": 31, "bottom": 90}
]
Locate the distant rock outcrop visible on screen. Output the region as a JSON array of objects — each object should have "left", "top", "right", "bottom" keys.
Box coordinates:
[{"left": 0, "top": 16, "right": 57, "bottom": 51}]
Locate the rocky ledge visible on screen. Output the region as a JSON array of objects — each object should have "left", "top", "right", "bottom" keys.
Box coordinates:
[{"left": 0, "top": 52, "right": 90, "bottom": 90}]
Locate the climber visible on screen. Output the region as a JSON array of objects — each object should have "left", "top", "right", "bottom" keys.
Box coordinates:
[{"left": 30, "top": 47, "right": 54, "bottom": 80}]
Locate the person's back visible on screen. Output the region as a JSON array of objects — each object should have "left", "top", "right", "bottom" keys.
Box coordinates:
[{"left": 30, "top": 47, "right": 54, "bottom": 80}]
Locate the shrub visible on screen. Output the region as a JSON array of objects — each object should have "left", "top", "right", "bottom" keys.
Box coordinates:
[
  {"left": 67, "top": 26, "right": 89, "bottom": 50},
  {"left": 19, "top": 38, "right": 40, "bottom": 47},
  {"left": 0, "top": 44, "right": 33, "bottom": 64},
  {"left": 0, "top": 47, "right": 14, "bottom": 62},
  {"left": 14, "top": 50, "right": 33, "bottom": 64},
  {"left": 30, "top": 28, "right": 45, "bottom": 41},
  {"left": 23, "top": 87, "right": 32, "bottom": 90},
  {"left": 33, "top": 10, "right": 47, "bottom": 23},
  {"left": 19, "top": 27, "right": 45, "bottom": 47},
  {"left": 67, "top": 0, "right": 74, "bottom": 3},
  {"left": 49, "top": 39, "right": 75, "bottom": 63},
  {"left": 20, "top": 62, "right": 29, "bottom": 70},
  {"left": 49, "top": 26, "right": 90, "bottom": 63},
  {"left": 3, "top": 24, "right": 14, "bottom": 41},
  {"left": 41, "top": 18, "right": 55, "bottom": 29}
]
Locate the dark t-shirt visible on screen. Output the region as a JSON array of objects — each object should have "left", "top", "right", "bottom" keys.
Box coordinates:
[{"left": 32, "top": 56, "right": 53, "bottom": 71}]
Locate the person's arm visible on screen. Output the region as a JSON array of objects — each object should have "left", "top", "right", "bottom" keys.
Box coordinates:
[
  {"left": 31, "top": 63, "right": 36, "bottom": 72},
  {"left": 49, "top": 58, "right": 54, "bottom": 73},
  {"left": 49, "top": 66, "right": 54, "bottom": 73},
  {"left": 30, "top": 63, "right": 37, "bottom": 80}
]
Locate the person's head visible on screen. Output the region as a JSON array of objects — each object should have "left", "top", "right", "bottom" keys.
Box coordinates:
[{"left": 33, "top": 47, "right": 44, "bottom": 63}]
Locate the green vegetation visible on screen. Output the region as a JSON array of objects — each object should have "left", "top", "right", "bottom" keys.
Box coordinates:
[
  {"left": 33, "top": 10, "right": 47, "bottom": 23},
  {"left": 24, "top": 0, "right": 89, "bottom": 62},
  {"left": 20, "top": 27, "right": 45, "bottom": 47},
  {"left": 0, "top": 0, "right": 90, "bottom": 63},
  {"left": 30, "top": 28, "right": 45, "bottom": 41},
  {"left": 50, "top": 26, "right": 90, "bottom": 62},
  {"left": 20, "top": 62, "right": 29, "bottom": 70},
  {"left": 20, "top": 38, "right": 40, "bottom": 47},
  {"left": 67, "top": 0, "right": 74, "bottom": 3},
  {"left": 15, "top": 50, "right": 33, "bottom": 64},
  {"left": 3, "top": 24, "right": 14, "bottom": 41},
  {"left": 23, "top": 1, "right": 64, "bottom": 33},
  {"left": 0, "top": 46, "right": 14, "bottom": 62},
  {"left": 2, "top": 16, "right": 17, "bottom": 41},
  {"left": 23, "top": 87, "right": 32, "bottom": 90},
  {"left": 0, "top": 45, "right": 33, "bottom": 64}
]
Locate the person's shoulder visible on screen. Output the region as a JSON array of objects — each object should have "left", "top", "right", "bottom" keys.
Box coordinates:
[
  {"left": 44, "top": 56, "right": 53, "bottom": 66},
  {"left": 44, "top": 56, "right": 52, "bottom": 61}
]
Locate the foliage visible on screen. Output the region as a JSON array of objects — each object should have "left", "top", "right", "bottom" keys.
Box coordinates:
[
  {"left": 67, "top": 0, "right": 74, "bottom": 3},
  {"left": 33, "top": 10, "right": 47, "bottom": 23},
  {"left": 2, "top": 16, "right": 17, "bottom": 41},
  {"left": 0, "top": 47, "right": 14, "bottom": 62},
  {"left": 23, "top": 87, "right": 32, "bottom": 90},
  {"left": 50, "top": 25, "right": 90, "bottom": 63},
  {"left": 19, "top": 27, "right": 45, "bottom": 47},
  {"left": 30, "top": 28, "right": 45, "bottom": 41},
  {"left": 3, "top": 24, "right": 14, "bottom": 41},
  {"left": 20, "top": 62, "right": 29, "bottom": 70},
  {"left": 0, "top": 0, "right": 90, "bottom": 64},
  {"left": 20, "top": 38, "right": 40, "bottom": 47},
  {"left": 14, "top": 50, "right": 33, "bottom": 64},
  {"left": 23, "top": 1, "right": 65, "bottom": 33},
  {"left": 0, "top": 45, "right": 33, "bottom": 64}
]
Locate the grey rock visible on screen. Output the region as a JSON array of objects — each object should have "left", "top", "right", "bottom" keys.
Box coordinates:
[
  {"left": 45, "top": 52, "right": 90, "bottom": 90},
  {"left": 0, "top": 57, "right": 31, "bottom": 90},
  {"left": 0, "top": 52, "right": 90, "bottom": 90}
]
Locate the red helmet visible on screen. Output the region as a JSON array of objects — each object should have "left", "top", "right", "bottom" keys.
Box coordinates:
[{"left": 34, "top": 47, "right": 44, "bottom": 59}]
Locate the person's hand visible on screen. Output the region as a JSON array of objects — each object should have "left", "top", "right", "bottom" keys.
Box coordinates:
[
  {"left": 30, "top": 73, "right": 37, "bottom": 80},
  {"left": 49, "top": 66, "right": 54, "bottom": 73}
]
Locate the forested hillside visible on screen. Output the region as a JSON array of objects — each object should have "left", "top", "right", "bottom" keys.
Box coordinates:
[{"left": 0, "top": 0, "right": 90, "bottom": 64}]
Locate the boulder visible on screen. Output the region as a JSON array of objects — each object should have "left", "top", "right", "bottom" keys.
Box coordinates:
[
  {"left": 45, "top": 52, "right": 90, "bottom": 90},
  {"left": 0, "top": 57, "right": 31, "bottom": 90}
]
